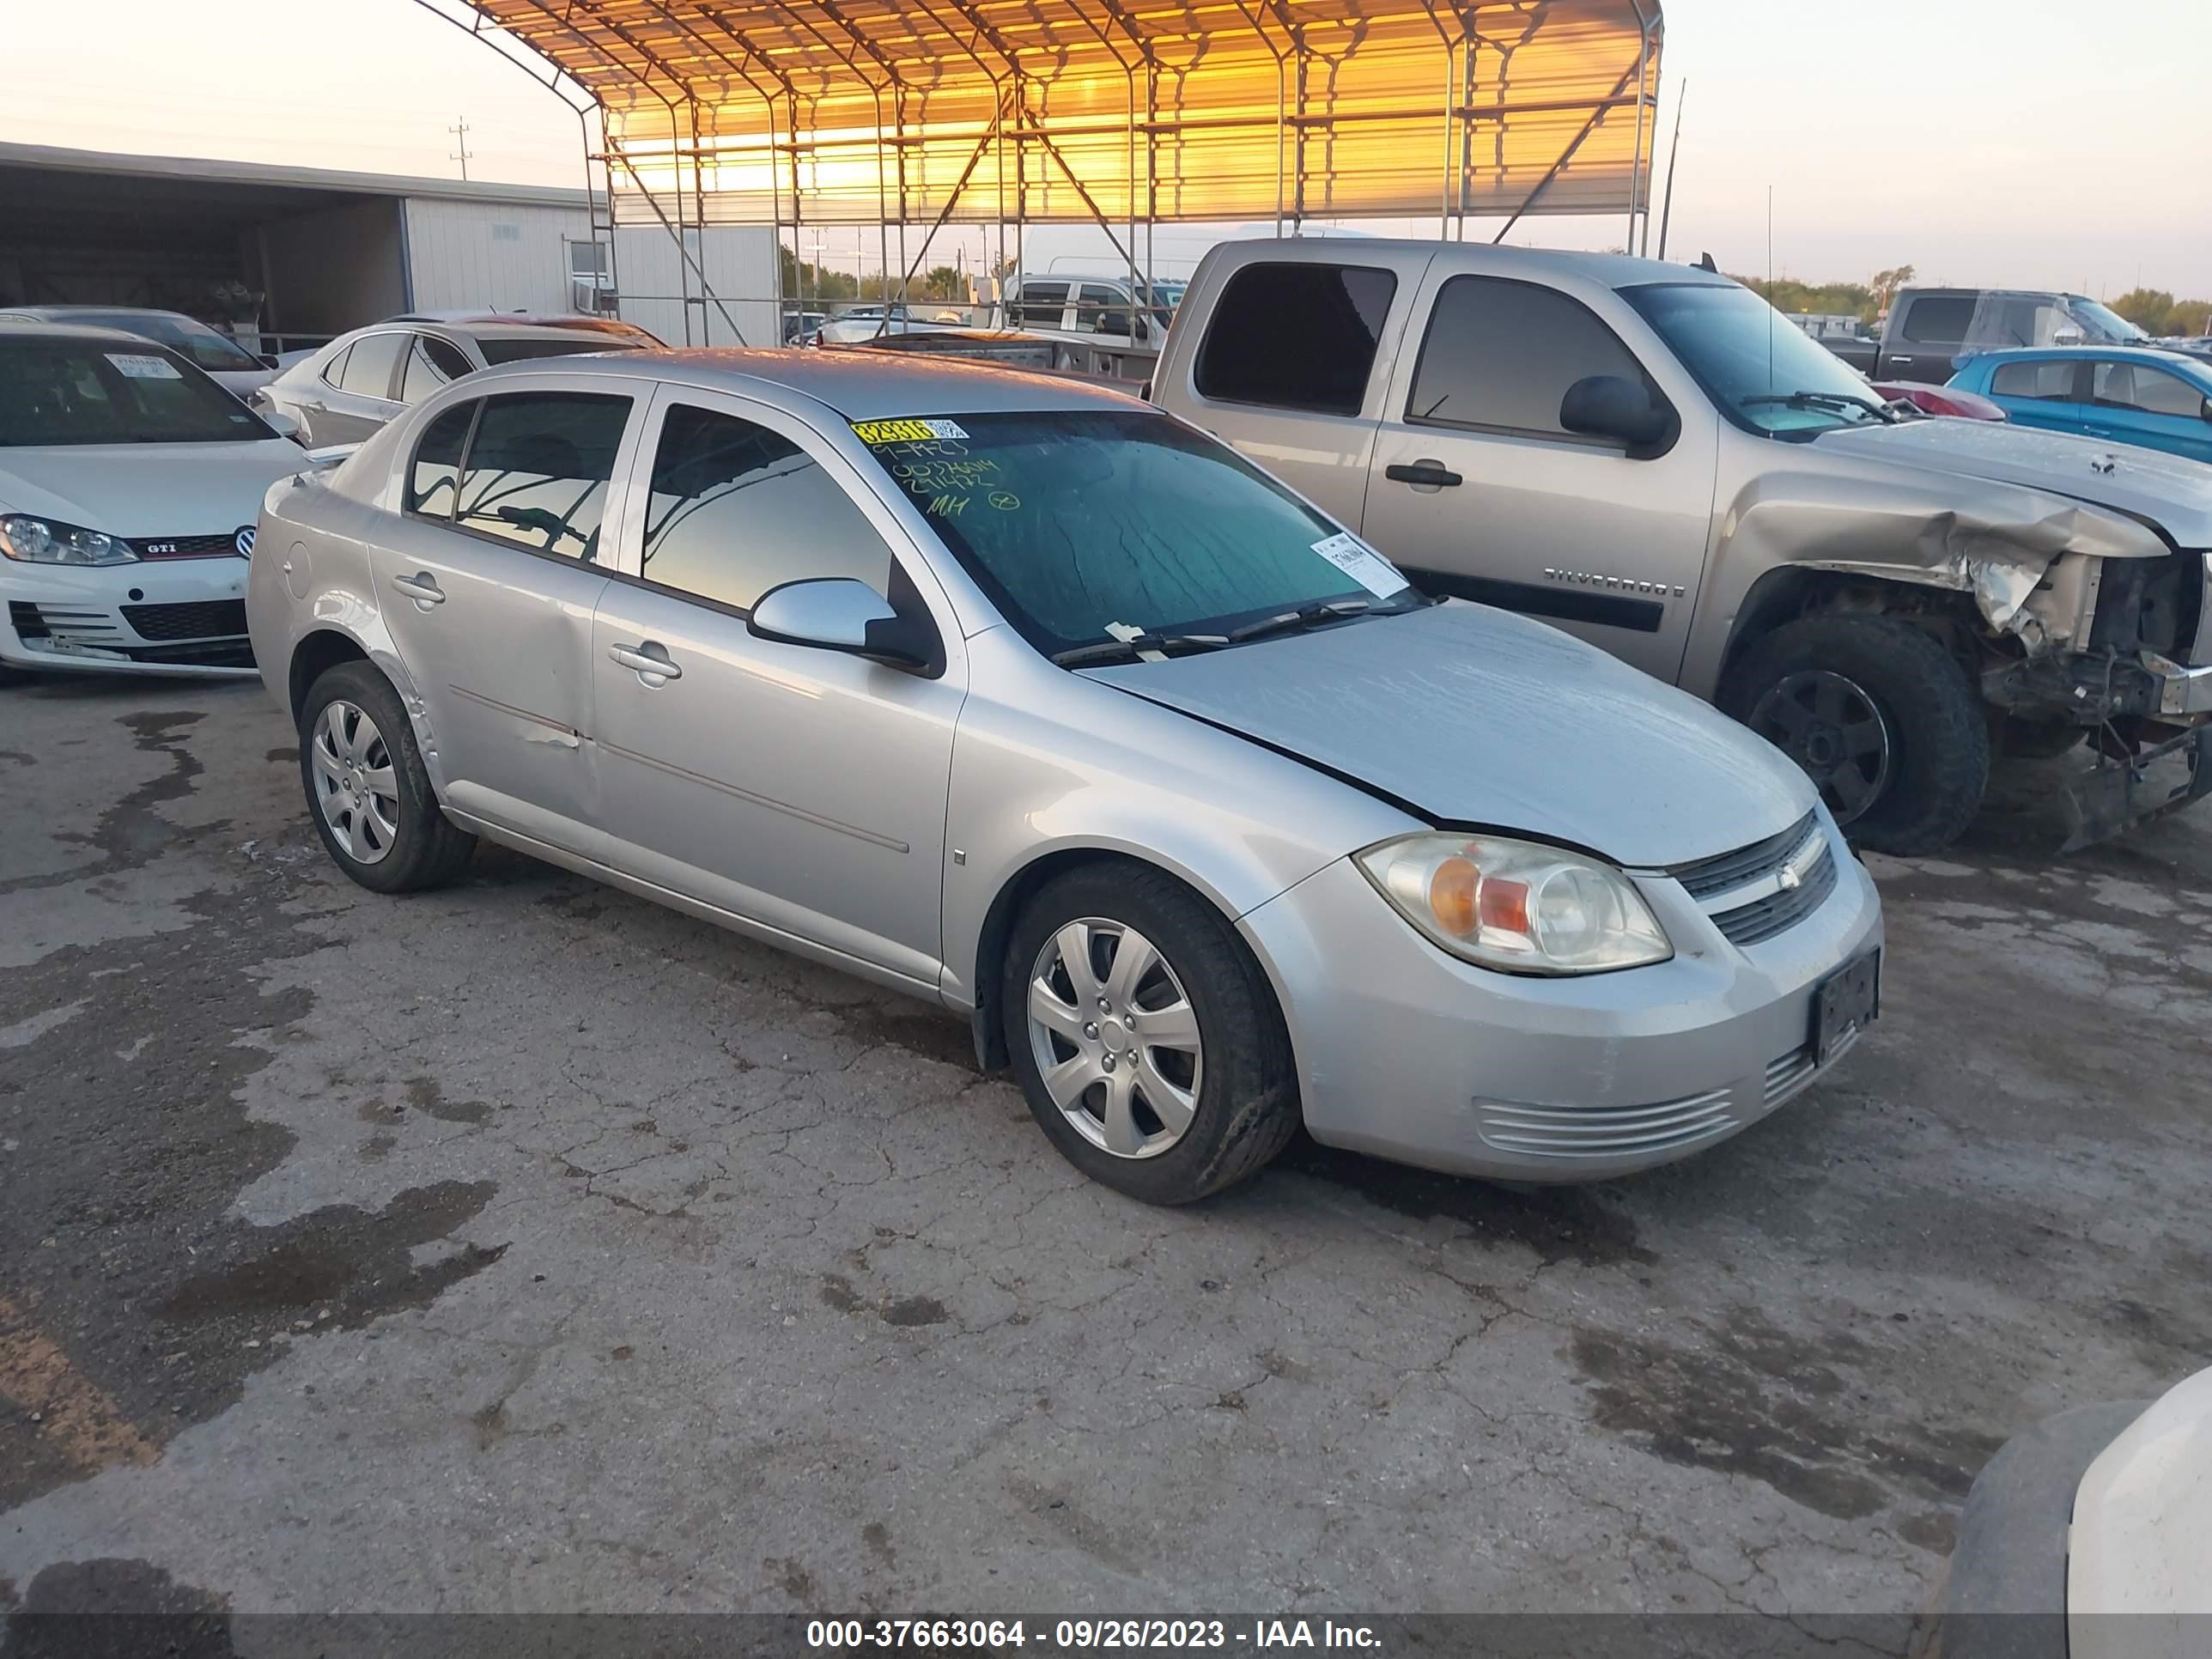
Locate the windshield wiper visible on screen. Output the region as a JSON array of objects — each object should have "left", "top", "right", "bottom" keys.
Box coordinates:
[
  {"left": 1741, "top": 390, "right": 1894, "bottom": 423},
  {"left": 1226, "top": 599, "right": 1379, "bottom": 644},
  {"left": 1051, "top": 633, "right": 1228, "bottom": 667}
]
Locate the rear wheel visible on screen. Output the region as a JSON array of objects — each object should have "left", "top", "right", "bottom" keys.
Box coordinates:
[
  {"left": 1003, "top": 862, "right": 1300, "bottom": 1205},
  {"left": 1723, "top": 614, "right": 1989, "bottom": 855},
  {"left": 299, "top": 660, "right": 475, "bottom": 893}
]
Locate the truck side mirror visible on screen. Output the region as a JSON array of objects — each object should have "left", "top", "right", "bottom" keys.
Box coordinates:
[{"left": 1559, "top": 374, "right": 1678, "bottom": 459}]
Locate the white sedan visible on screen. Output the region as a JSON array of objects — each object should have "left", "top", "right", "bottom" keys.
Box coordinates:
[{"left": 1, "top": 321, "right": 316, "bottom": 678}]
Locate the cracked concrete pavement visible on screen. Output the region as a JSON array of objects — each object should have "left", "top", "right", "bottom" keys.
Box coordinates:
[{"left": 2, "top": 675, "right": 2208, "bottom": 1633}]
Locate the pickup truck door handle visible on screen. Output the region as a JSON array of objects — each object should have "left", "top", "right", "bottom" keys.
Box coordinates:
[
  {"left": 1386, "top": 460, "right": 1463, "bottom": 489},
  {"left": 391, "top": 572, "right": 445, "bottom": 606},
  {"left": 609, "top": 641, "right": 684, "bottom": 683}
]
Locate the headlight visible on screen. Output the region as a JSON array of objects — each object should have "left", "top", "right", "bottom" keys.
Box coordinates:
[
  {"left": 0, "top": 514, "right": 137, "bottom": 566},
  {"left": 1355, "top": 832, "right": 1671, "bottom": 975}
]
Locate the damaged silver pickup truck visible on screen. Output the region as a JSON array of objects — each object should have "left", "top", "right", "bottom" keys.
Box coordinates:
[{"left": 1151, "top": 241, "right": 2212, "bottom": 853}]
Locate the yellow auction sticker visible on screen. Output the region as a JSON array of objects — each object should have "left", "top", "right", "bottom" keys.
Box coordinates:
[{"left": 852, "top": 417, "right": 969, "bottom": 444}]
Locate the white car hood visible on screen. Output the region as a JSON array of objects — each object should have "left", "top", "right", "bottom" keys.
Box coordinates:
[
  {"left": 1820, "top": 419, "right": 2212, "bottom": 547},
  {"left": 1085, "top": 599, "right": 1815, "bottom": 868},
  {"left": 209, "top": 367, "right": 278, "bottom": 397},
  {"left": 0, "top": 440, "right": 307, "bottom": 537}
]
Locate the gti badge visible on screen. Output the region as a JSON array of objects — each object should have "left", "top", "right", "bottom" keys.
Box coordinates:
[{"left": 235, "top": 526, "right": 257, "bottom": 557}]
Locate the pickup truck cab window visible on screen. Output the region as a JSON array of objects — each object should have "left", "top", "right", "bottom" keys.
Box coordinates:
[
  {"left": 640, "top": 403, "right": 892, "bottom": 613},
  {"left": 1194, "top": 262, "right": 1397, "bottom": 416},
  {"left": 1406, "top": 275, "right": 1648, "bottom": 441},
  {"left": 1899, "top": 296, "right": 1975, "bottom": 344},
  {"left": 452, "top": 391, "right": 631, "bottom": 561}
]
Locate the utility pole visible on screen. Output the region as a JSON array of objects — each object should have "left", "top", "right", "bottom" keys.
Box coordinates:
[{"left": 449, "top": 118, "right": 472, "bottom": 182}]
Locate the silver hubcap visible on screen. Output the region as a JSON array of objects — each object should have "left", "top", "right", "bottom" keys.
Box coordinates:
[
  {"left": 1026, "top": 918, "right": 1202, "bottom": 1160},
  {"left": 309, "top": 699, "right": 400, "bottom": 865}
]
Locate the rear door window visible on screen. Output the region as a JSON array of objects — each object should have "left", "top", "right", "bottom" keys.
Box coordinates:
[
  {"left": 1899, "top": 297, "right": 1976, "bottom": 343},
  {"left": 1194, "top": 263, "right": 1397, "bottom": 415},
  {"left": 407, "top": 401, "right": 477, "bottom": 518},
  {"left": 1407, "top": 275, "right": 1646, "bottom": 438},
  {"left": 453, "top": 392, "right": 632, "bottom": 562},
  {"left": 338, "top": 332, "right": 406, "bottom": 399},
  {"left": 399, "top": 334, "right": 474, "bottom": 403},
  {"left": 1990, "top": 360, "right": 2082, "bottom": 401},
  {"left": 639, "top": 403, "right": 893, "bottom": 612}
]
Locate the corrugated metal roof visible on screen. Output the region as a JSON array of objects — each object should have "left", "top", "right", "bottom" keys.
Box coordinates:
[{"left": 456, "top": 0, "right": 1661, "bottom": 226}]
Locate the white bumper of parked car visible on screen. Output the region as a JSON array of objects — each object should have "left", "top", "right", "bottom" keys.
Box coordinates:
[
  {"left": 0, "top": 555, "right": 258, "bottom": 678},
  {"left": 1239, "top": 817, "right": 1884, "bottom": 1182},
  {"left": 2069, "top": 1365, "right": 2212, "bottom": 1652}
]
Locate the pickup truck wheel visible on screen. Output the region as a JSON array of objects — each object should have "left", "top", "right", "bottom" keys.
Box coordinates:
[
  {"left": 1723, "top": 615, "right": 1989, "bottom": 855},
  {"left": 1003, "top": 862, "right": 1301, "bottom": 1206}
]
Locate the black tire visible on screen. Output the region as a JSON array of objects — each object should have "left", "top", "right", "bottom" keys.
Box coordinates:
[
  {"left": 1001, "top": 861, "right": 1300, "bottom": 1205},
  {"left": 1721, "top": 614, "right": 1990, "bottom": 856},
  {"left": 2000, "top": 717, "right": 2087, "bottom": 761},
  {"left": 298, "top": 660, "right": 476, "bottom": 893}
]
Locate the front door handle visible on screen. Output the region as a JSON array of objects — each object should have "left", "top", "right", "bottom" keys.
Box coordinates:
[
  {"left": 392, "top": 572, "right": 444, "bottom": 607},
  {"left": 609, "top": 641, "right": 683, "bottom": 683},
  {"left": 1385, "top": 460, "right": 1463, "bottom": 489}
]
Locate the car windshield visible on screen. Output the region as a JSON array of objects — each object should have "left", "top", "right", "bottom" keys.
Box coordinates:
[
  {"left": 2069, "top": 298, "right": 2151, "bottom": 344},
  {"left": 1625, "top": 282, "right": 1893, "bottom": 439},
  {"left": 0, "top": 338, "right": 275, "bottom": 446},
  {"left": 476, "top": 337, "right": 639, "bottom": 365},
  {"left": 853, "top": 409, "right": 1421, "bottom": 658},
  {"left": 70, "top": 312, "right": 263, "bottom": 372}
]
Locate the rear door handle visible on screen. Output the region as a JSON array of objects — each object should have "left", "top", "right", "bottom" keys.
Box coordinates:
[
  {"left": 1385, "top": 460, "right": 1462, "bottom": 489},
  {"left": 609, "top": 641, "right": 683, "bottom": 683},
  {"left": 392, "top": 572, "right": 444, "bottom": 606}
]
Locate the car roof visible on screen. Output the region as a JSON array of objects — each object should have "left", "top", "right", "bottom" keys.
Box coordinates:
[
  {"left": 0, "top": 318, "right": 189, "bottom": 348},
  {"left": 476, "top": 345, "right": 1139, "bottom": 418},
  {"left": 1, "top": 303, "right": 199, "bottom": 323},
  {"left": 344, "top": 319, "right": 634, "bottom": 346},
  {"left": 1966, "top": 345, "right": 2208, "bottom": 369},
  {"left": 1204, "top": 235, "right": 1733, "bottom": 289}
]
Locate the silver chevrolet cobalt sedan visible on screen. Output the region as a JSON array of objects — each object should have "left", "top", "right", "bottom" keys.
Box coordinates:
[{"left": 246, "top": 350, "right": 1882, "bottom": 1204}]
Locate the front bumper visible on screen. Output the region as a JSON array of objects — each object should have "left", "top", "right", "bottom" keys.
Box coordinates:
[
  {"left": 1240, "top": 818, "right": 1884, "bottom": 1182},
  {"left": 0, "top": 556, "right": 257, "bottom": 678}
]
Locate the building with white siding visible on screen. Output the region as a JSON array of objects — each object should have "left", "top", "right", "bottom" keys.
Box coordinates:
[{"left": 0, "top": 140, "right": 777, "bottom": 349}]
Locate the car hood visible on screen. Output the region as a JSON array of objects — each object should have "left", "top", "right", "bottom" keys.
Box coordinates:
[
  {"left": 0, "top": 441, "right": 307, "bottom": 536},
  {"left": 208, "top": 367, "right": 277, "bottom": 396},
  {"left": 1818, "top": 418, "right": 2212, "bottom": 546},
  {"left": 1084, "top": 601, "right": 1814, "bottom": 868}
]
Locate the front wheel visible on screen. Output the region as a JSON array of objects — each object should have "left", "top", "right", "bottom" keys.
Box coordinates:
[
  {"left": 299, "top": 660, "right": 476, "bottom": 893},
  {"left": 1722, "top": 614, "right": 1990, "bottom": 856},
  {"left": 1002, "top": 862, "right": 1300, "bottom": 1205}
]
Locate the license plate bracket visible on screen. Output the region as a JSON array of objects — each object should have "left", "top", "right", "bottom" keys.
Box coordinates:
[{"left": 1812, "top": 948, "right": 1881, "bottom": 1066}]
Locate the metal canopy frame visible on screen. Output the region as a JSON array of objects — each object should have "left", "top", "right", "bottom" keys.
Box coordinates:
[{"left": 417, "top": 0, "right": 1661, "bottom": 347}]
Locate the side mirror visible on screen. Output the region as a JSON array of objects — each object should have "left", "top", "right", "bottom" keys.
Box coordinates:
[
  {"left": 258, "top": 353, "right": 280, "bottom": 369},
  {"left": 2052, "top": 326, "right": 2085, "bottom": 346},
  {"left": 2201, "top": 397, "right": 2212, "bottom": 425},
  {"left": 1559, "top": 374, "right": 1678, "bottom": 459},
  {"left": 260, "top": 408, "right": 303, "bottom": 443},
  {"left": 748, "top": 577, "right": 934, "bottom": 670}
]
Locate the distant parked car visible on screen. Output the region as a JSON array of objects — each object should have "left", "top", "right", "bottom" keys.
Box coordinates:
[
  {"left": 385, "top": 310, "right": 664, "bottom": 347},
  {"left": 0, "top": 305, "right": 276, "bottom": 398},
  {"left": 1948, "top": 347, "right": 2212, "bottom": 465},
  {"left": 247, "top": 349, "right": 1881, "bottom": 1201},
  {"left": 811, "top": 305, "right": 969, "bottom": 344},
  {"left": 256, "top": 319, "right": 649, "bottom": 447},
  {"left": 1820, "top": 287, "right": 2153, "bottom": 381},
  {"left": 1869, "top": 381, "right": 2008, "bottom": 422},
  {"left": 0, "top": 322, "right": 316, "bottom": 678}
]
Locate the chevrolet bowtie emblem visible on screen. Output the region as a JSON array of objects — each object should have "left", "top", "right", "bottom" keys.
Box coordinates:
[{"left": 1778, "top": 866, "right": 1802, "bottom": 891}]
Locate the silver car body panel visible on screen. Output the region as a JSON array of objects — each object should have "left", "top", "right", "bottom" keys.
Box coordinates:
[{"left": 251, "top": 349, "right": 1881, "bottom": 1183}]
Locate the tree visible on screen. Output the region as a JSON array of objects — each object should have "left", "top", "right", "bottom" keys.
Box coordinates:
[
  {"left": 920, "top": 264, "right": 964, "bottom": 301},
  {"left": 2110, "top": 289, "right": 2179, "bottom": 334},
  {"left": 1867, "top": 264, "right": 1916, "bottom": 319}
]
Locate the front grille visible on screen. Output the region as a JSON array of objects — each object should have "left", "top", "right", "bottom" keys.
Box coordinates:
[
  {"left": 131, "top": 532, "right": 245, "bottom": 560},
  {"left": 121, "top": 599, "right": 248, "bottom": 642},
  {"left": 1670, "top": 811, "right": 1819, "bottom": 899},
  {"left": 10, "top": 602, "right": 120, "bottom": 641},
  {"left": 1711, "top": 845, "right": 1838, "bottom": 945}
]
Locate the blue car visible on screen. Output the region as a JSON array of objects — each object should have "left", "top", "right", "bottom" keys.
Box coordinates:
[{"left": 1948, "top": 346, "right": 2212, "bottom": 464}]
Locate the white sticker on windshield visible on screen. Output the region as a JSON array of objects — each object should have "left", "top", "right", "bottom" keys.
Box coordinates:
[
  {"left": 106, "top": 353, "right": 182, "bottom": 380},
  {"left": 1311, "top": 532, "right": 1410, "bottom": 599}
]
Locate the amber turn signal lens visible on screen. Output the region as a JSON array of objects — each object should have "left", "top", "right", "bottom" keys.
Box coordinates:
[{"left": 1429, "top": 854, "right": 1480, "bottom": 936}]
